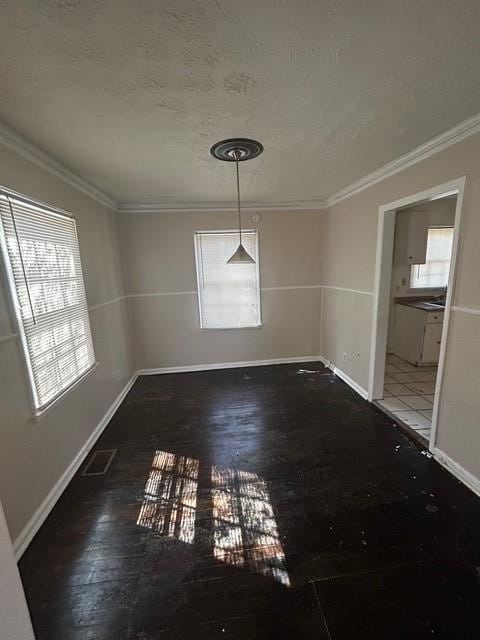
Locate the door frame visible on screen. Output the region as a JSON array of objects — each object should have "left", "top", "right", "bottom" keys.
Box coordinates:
[{"left": 368, "top": 177, "right": 466, "bottom": 451}]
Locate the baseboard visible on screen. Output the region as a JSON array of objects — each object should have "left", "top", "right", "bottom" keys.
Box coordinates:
[
  {"left": 432, "top": 447, "right": 480, "bottom": 499},
  {"left": 136, "top": 355, "right": 324, "bottom": 376},
  {"left": 138, "top": 354, "right": 368, "bottom": 400},
  {"left": 13, "top": 373, "right": 138, "bottom": 559},
  {"left": 318, "top": 356, "right": 369, "bottom": 400}
]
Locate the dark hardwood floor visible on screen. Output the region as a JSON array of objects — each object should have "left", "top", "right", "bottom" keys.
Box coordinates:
[{"left": 19, "top": 362, "right": 480, "bottom": 639}]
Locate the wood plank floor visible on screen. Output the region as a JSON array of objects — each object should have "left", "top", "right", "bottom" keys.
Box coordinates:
[{"left": 19, "top": 362, "right": 480, "bottom": 639}]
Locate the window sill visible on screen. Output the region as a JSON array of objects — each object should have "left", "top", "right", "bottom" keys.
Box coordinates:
[
  {"left": 200, "top": 324, "right": 263, "bottom": 331},
  {"left": 30, "top": 361, "right": 99, "bottom": 422}
]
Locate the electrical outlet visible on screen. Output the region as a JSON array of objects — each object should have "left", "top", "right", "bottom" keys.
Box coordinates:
[{"left": 342, "top": 352, "right": 347, "bottom": 362}]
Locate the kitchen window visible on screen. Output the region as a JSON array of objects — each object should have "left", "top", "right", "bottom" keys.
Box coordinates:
[
  {"left": 0, "top": 192, "right": 96, "bottom": 413},
  {"left": 410, "top": 226, "right": 454, "bottom": 290},
  {"left": 194, "top": 230, "right": 261, "bottom": 329}
]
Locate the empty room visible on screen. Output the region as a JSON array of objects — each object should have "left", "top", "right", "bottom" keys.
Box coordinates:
[{"left": 1, "top": 2, "right": 480, "bottom": 639}]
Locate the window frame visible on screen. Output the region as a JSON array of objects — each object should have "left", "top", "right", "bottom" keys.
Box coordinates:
[
  {"left": 409, "top": 225, "right": 454, "bottom": 292},
  {"left": 0, "top": 187, "right": 97, "bottom": 418},
  {"left": 193, "top": 229, "right": 262, "bottom": 330}
]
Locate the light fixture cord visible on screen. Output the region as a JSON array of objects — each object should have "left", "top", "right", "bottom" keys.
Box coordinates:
[{"left": 234, "top": 150, "right": 242, "bottom": 245}]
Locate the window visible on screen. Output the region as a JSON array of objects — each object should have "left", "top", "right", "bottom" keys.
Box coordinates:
[
  {"left": 0, "top": 193, "right": 95, "bottom": 412},
  {"left": 194, "top": 230, "right": 261, "bottom": 329},
  {"left": 410, "top": 226, "right": 454, "bottom": 289}
]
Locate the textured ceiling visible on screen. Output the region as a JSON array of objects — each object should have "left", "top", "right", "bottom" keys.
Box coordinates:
[{"left": 1, "top": 0, "right": 480, "bottom": 206}]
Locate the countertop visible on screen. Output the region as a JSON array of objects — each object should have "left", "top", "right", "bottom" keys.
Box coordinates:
[{"left": 396, "top": 300, "right": 445, "bottom": 312}]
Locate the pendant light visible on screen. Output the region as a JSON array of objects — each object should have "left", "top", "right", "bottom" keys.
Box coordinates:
[{"left": 210, "top": 138, "right": 264, "bottom": 264}]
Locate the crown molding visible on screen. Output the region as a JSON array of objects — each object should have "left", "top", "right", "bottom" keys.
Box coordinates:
[
  {"left": 323, "top": 112, "right": 480, "bottom": 208},
  {"left": 116, "top": 200, "right": 326, "bottom": 214},
  {"left": 3, "top": 110, "right": 480, "bottom": 215},
  {"left": 118, "top": 112, "right": 480, "bottom": 214},
  {"left": 0, "top": 121, "right": 117, "bottom": 210}
]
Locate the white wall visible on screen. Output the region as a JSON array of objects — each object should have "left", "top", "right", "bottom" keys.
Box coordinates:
[
  {"left": 320, "top": 131, "right": 480, "bottom": 482},
  {"left": 119, "top": 210, "right": 323, "bottom": 370},
  {"left": 0, "top": 144, "right": 134, "bottom": 546}
]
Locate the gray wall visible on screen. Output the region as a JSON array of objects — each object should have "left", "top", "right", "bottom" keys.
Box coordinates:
[
  {"left": 0, "top": 144, "right": 134, "bottom": 543},
  {"left": 320, "top": 132, "right": 480, "bottom": 480},
  {"left": 119, "top": 210, "right": 323, "bottom": 369}
]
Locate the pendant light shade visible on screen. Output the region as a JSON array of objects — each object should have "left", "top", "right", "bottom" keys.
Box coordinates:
[
  {"left": 210, "top": 138, "right": 263, "bottom": 264},
  {"left": 226, "top": 242, "right": 255, "bottom": 264}
]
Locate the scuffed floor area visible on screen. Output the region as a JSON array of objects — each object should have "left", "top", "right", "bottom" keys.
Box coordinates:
[{"left": 20, "top": 362, "right": 480, "bottom": 639}]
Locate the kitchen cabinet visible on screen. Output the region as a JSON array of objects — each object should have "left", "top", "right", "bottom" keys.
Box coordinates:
[
  {"left": 405, "top": 212, "right": 428, "bottom": 265},
  {"left": 393, "top": 211, "right": 428, "bottom": 265},
  {"left": 422, "top": 322, "right": 443, "bottom": 362},
  {"left": 391, "top": 302, "right": 444, "bottom": 365}
]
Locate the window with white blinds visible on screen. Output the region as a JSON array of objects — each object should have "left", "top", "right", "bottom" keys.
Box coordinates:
[
  {"left": 410, "top": 227, "right": 454, "bottom": 289},
  {"left": 194, "top": 230, "right": 261, "bottom": 329},
  {"left": 0, "top": 194, "right": 95, "bottom": 412}
]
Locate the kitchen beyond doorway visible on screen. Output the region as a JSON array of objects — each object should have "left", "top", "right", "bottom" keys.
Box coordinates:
[{"left": 369, "top": 178, "right": 464, "bottom": 452}]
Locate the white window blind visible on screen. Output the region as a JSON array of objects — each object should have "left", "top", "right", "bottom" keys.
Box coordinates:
[
  {"left": 0, "top": 194, "right": 95, "bottom": 412},
  {"left": 410, "top": 227, "right": 454, "bottom": 289},
  {"left": 194, "top": 230, "right": 261, "bottom": 329}
]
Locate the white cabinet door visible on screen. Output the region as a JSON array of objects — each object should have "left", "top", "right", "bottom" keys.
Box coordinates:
[
  {"left": 406, "top": 212, "right": 428, "bottom": 265},
  {"left": 392, "top": 304, "right": 425, "bottom": 364},
  {"left": 422, "top": 323, "right": 442, "bottom": 363}
]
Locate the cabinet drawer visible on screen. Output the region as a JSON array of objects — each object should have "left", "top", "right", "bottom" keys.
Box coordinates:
[{"left": 426, "top": 312, "right": 444, "bottom": 324}]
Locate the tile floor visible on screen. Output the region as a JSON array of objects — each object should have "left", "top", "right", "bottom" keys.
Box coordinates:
[{"left": 377, "top": 354, "right": 437, "bottom": 442}]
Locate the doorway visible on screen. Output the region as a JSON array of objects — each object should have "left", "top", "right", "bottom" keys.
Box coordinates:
[{"left": 368, "top": 178, "right": 465, "bottom": 451}]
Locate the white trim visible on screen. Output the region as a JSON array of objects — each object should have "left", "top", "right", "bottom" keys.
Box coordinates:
[
  {"left": 125, "top": 285, "right": 368, "bottom": 298},
  {"left": 368, "top": 206, "right": 396, "bottom": 401},
  {"left": 0, "top": 332, "right": 17, "bottom": 345},
  {"left": 13, "top": 373, "right": 137, "bottom": 559},
  {"left": 88, "top": 295, "right": 126, "bottom": 311},
  {"left": 429, "top": 188, "right": 465, "bottom": 451},
  {"left": 261, "top": 285, "right": 322, "bottom": 291},
  {"left": 452, "top": 305, "right": 480, "bottom": 316},
  {"left": 318, "top": 356, "right": 369, "bottom": 399},
  {"left": 321, "top": 285, "right": 373, "bottom": 296},
  {"left": 128, "top": 291, "right": 197, "bottom": 298},
  {"left": 433, "top": 447, "right": 480, "bottom": 499},
  {"left": 0, "top": 121, "right": 116, "bottom": 210},
  {"left": 137, "top": 356, "right": 324, "bottom": 376},
  {"left": 117, "top": 201, "right": 325, "bottom": 214},
  {"left": 367, "top": 178, "right": 466, "bottom": 456},
  {"left": 2, "top": 111, "right": 480, "bottom": 216},
  {"left": 324, "top": 112, "right": 480, "bottom": 208}
]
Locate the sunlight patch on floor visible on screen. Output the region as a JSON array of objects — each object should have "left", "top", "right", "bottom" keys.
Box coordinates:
[
  {"left": 136, "top": 450, "right": 199, "bottom": 543},
  {"left": 137, "top": 451, "right": 290, "bottom": 586}
]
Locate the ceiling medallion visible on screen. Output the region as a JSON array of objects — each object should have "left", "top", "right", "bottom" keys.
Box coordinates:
[{"left": 210, "top": 138, "right": 264, "bottom": 263}]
